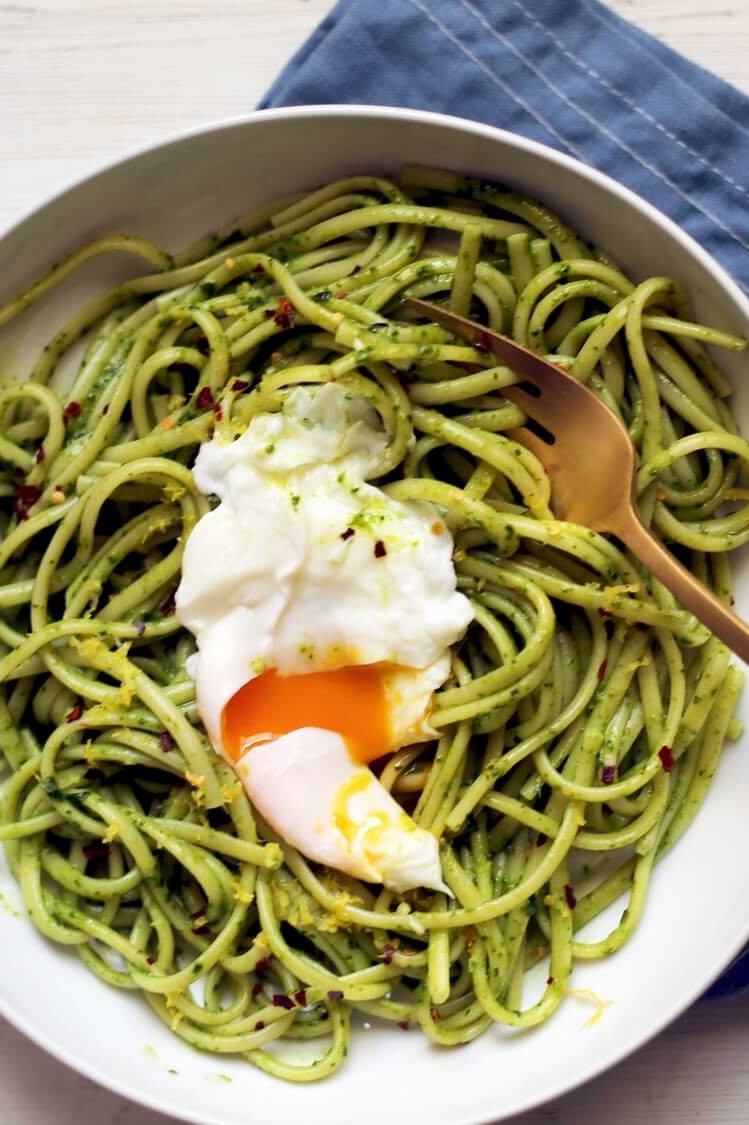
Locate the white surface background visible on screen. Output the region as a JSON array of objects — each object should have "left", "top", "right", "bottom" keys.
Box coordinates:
[{"left": 1, "top": 1, "right": 748, "bottom": 1123}]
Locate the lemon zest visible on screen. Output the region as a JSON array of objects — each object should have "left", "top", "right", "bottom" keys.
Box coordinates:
[{"left": 566, "top": 987, "right": 613, "bottom": 1027}]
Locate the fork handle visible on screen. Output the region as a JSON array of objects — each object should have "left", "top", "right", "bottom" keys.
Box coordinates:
[{"left": 617, "top": 509, "right": 749, "bottom": 664}]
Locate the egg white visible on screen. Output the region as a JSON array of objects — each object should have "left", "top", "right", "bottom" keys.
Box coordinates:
[{"left": 236, "top": 728, "right": 449, "bottom": 894}]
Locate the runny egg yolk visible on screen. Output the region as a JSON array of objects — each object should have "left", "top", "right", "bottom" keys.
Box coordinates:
[{"left": 221, "top": 666, "right": 392, "bottom": 765}]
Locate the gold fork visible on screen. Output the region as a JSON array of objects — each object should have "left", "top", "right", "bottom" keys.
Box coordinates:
[{"left": 408, "top": 298, "right": 749, "bottom": 664}]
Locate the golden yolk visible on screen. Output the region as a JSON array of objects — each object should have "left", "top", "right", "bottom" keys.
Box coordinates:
[{"left": 221, "top": 665, "right": 392, "bottom": 765}]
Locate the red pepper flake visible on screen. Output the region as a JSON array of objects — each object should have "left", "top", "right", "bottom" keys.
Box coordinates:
[
  {"left": 34, "top": 446, "right": 45, "bottom": 464},
  {"left": 133, "top": 620, "right": 146, "bottom": 637},
  {"left": 159, "top": 730, "right": 176, "bottom": 753},
  {"left": 146, "top": 956, "right": 155, "bottom": 965},
  {"left": 380, "top": 943, "right": 396, "bottom": 965},
  {"left": 373, "top": 540, "right": 387, "bottom": 559},
  {"left": 63, "top": 401, "right": 81, "bottom": 422},
  {"left": 293, "top": 989, "right": 308, "bottom": 1007},
  {"left": 274, "top": 297, "right": 295, "bottom": 330},
  {"left": 13, "top": 483, "right": 42, "bottom": 521},
  {"left": 253, "top": 263, "right": 265, "bottom": 275},
  {"left": 213, "top": 403, "right": 224, "bottom": 421},
  {"left": 160, "top": 590, "right": 177, "bottom": 617},
  {"left": 191, "top": 910, "right": 210, "bottom": 934},
  {"left": 252, "top": 981, "right": 263, "bottom": 997},
  {"left": 255, "top": 957, "right": 270, "bottom": 973},
  {"left": 597, "top": 607, "right": 613, "bottom": 619},
  {"left": 461, "top": 926, "right": 478, "bottom": 948},
  {"left": 195, "top": 386, "right": 214, "bottom": 410},
  {"left": 335, "top": 291, "right": 350, "bottom": 299},
  {"left": 597, "top": 659, "right": 608, "bottom": 681},
  {"left": 429, "top": 1006, "right": 441, "bottom": 1022},
  {"left": 254, "top": 1020, "right": 265, "bottom": 1030},
  {"left": 272, "top": 994, "right": 295, "bottom": 1011},
  {"left": 231, "top": 379, "right": 249, "bottom": 392},
  {"left": 546, "top": 976, "right": 555, "bottom": 986},
  {"left": 65, "top": 704, "right": 84, "bottom": 723},
  {"left": 327, "top": 989, "right": 344, "bottom": 1002},
  {"left": 351, "top": 265, "right": 362, "bottom": 275},
  {"left": 102, "top": 403, "right": 110, "bottom": 415},
  {"left": 658, "top": 745, "right": 675, "bottom": 773},
  {"left": 397, "top": 1021, "right": 410, "bottom": 1031},
  {"left": 82, "top": 842, "right": 110, "bottom": 860},
  {"left": 563, "top": 884, "right": 577, "bottom": 910},
  {"left": 601, "top": 764, "right": 617, "bottom": 785},
  {"left": 340, "top": 527, "right": 355, "bottom": 541},
  {"left": 536, "top": 832, "right": 547, "bottom": 846}
]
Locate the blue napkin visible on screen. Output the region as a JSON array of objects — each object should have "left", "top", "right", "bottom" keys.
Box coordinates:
[
  {"left": 260, "top": 0, "right": 749, "bottom": 997},
  {"left": 260, "top": 0, "right": 749, "bottom": 295}
]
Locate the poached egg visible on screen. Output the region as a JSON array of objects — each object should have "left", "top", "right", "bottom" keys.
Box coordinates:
[{"left": 176, "top": 382, "right": 473, "bottom": 893}]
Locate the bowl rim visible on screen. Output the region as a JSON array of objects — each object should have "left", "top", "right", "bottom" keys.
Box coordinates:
[
  {"left": 1, "top": 102, "right": 749, "bottom": 1125},
  {"left": 3, "top": 104, "right": 748, "bottom": 324}
]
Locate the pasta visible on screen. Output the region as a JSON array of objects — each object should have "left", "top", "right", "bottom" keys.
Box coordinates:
[{"left": 0, "top": 166, "right": 746, "bottom": 1081}]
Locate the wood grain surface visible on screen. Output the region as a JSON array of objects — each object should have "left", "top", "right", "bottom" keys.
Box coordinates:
[{"left": 0, "top": 2, "right": 748, "bottom": 1123}]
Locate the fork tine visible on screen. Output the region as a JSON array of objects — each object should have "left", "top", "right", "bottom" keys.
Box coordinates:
[
  {"left": 502, "top": 383, "right": 570, "bottom": 438},
  {"left": 502, "top": 383, "right": 546, "bottom": 416},
  {"left": 506, "top": 425, "right": 554, "bottom": 466}
]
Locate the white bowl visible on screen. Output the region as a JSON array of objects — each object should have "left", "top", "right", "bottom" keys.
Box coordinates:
[{"left": 1, "top": 106, "right": 749, "bottom": 1125}]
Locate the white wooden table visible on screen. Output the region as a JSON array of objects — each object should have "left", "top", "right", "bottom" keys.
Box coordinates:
[{"left": 1, "top": 2, "right": 748, "bottom": 1122}]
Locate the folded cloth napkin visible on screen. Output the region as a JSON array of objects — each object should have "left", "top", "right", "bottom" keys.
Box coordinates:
[
  {"left": 260, "top": 0, "right": 749, "bottom": 295},
  {"left": 260, "top": 0, "right": 749, "bottom": 997}
]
